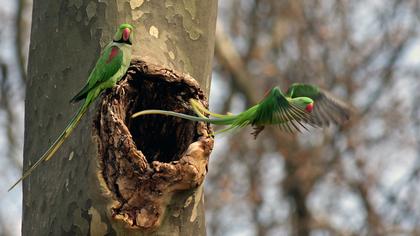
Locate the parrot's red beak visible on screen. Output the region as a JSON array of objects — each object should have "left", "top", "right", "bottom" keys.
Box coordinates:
[
  {"left": 305, "top": 103, "right": 314, "bottom": 112},
  {"left": 123, "top": 28, "right": 130, "bottom": 41}
]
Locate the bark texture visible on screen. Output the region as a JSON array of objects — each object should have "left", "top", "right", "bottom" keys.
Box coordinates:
[
  {"left": 23, "top": 0, "right": 217, "bottom": 235},
  {"left": 94, "top": 59, "right": 213, "bottom": 230}
]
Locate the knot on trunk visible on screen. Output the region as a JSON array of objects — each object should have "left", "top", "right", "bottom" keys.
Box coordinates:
[{"left": 93, "top": 59, "right": 213, "bottom": 229}]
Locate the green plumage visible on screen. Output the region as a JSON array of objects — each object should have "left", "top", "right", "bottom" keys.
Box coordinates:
[
  {"left": 70, "top": 44, "right": 125, "bottom": 103},
  {"left": 287, "top": 83, "right": 351, "bottom": 126},
  {"left": 9, "top": 23, "right": 134, "bottom": 191},
  {"left": 132, "top": 83, "right": 352, "bottom": 137}
]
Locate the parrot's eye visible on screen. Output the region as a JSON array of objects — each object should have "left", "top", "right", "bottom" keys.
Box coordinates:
[{"left": 305, "top": 103, "right": 314, "bottom": 112}]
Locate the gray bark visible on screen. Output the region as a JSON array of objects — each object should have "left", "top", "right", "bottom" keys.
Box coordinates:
[{"left": 23, "top": 0, "right": 217, "bottom": 235}]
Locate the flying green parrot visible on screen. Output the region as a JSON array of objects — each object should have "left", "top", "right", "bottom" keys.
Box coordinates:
[
  {"left": 9, "top": 23, "right": 134, "bottom": 191},
  {"left": 131, "top": 83, "right": 352, "bottom": 137}
]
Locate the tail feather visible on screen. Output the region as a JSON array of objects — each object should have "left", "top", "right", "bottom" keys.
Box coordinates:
[
  {"left": 8, "top": 102, "right": 90, "bottom": 191},
  {"left": 131, "top": 109, "right": 238, "bottom": 126},
  {"left": 189, "top": 99, "right": 231, "bottom": 119}
]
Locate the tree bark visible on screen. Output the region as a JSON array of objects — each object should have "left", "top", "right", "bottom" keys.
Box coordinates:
[{"left": 23, "top": 0, "right": 217, "bottom": 235}]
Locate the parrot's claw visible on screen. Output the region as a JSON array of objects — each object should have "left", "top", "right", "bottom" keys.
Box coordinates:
[
  {"left": 115, "top": 84, "right": 125, "bottom": 96},
  {"left": 251, "top": 125, "right": 265, "bottom": 139}
]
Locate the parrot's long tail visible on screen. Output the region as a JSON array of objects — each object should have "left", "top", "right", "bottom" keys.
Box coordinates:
[
  {"left": 131, "top": 109, "right": 238, "bottom": 126},
  {"left": 189, "top": 99, "right": 231, "bottom": 119},
  {"left": 8, "top": 102, "right": 90, "bottom": 191}
]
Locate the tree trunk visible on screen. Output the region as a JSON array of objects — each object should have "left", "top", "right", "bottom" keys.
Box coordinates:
[{"left": 23, "top": 1, "right": 217, "bottom": 235}]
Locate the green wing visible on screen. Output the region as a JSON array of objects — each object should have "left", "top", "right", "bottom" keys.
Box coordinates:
[
  {"left": 186, "top": 87, "right": 311, "bottom": 134},
  {"left": 131, "top": 84, "right": 352, "bottom": 139},
  {"left": 286, "top": 83, "right": 351, "bottom": 126},
  {"left": 70, "top": 44, "right": 124, "bottom": 103},
  {"left": 246, "top": 87, "right": 311, "bottom": 133}
]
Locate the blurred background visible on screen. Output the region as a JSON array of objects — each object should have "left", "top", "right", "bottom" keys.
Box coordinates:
[{"left": 1, "top": 0, "right": 420, "bottom": 235}]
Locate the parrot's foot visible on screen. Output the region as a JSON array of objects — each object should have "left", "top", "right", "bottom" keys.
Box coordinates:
[
  {"left": 115, "top": 83, "right": 125, "bottom": 96},
  {"left": 251, "top": 125, "right": 265, "bottom": 139}
]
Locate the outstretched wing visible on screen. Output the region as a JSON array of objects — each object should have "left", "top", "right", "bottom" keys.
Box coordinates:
[
  {"left": 70, "top": 44, "right": 124, "bottom": 103},
  {"left": 248, "top": 87, "right": 312, "bottom": 133},
  {"left": 286, "top": 83, "right": 351, "bottom": 126}
]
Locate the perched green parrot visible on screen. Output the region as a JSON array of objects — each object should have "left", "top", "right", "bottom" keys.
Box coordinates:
[
  {"left": 132, "top": 83, "right": 351, "bottom": 137},
  {"left": 9, "top": 23, "right": 134, "bottom": 191}
]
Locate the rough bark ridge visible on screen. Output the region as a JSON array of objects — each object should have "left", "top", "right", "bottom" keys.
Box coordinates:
[{"left": 94, "top": 59, "right": 213, "bottom": 230}]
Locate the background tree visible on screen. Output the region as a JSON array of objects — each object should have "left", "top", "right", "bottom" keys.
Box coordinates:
[
  {"left": 206, "top": 1, "right": 420, "bottom": 235},
  {"left": 1, "top": 0, "right": 420, "bottom": 235}
]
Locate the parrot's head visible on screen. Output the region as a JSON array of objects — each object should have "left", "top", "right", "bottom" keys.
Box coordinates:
[
  {"left": 291, "top": 97, "right": 314, "bottom": 112},
  {"left": 114, "top": 23, "right": 134, "bottom": 45}
]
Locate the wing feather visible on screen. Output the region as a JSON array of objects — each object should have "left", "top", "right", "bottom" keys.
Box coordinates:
[
  {"left": 190, "top": 84, "right": 351, "bottom": 138},
  {"left": 286, "top": 83, "right": 352, "bottom": 127},
  {"left": 70, "top": 44, "right": 124, "bottom": 102},
  {"left": 249, "top": 87, "right": 312, "bottom": 134}
]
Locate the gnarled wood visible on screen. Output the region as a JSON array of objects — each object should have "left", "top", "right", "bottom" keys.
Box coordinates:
[{"left": 94, "top": 60, "right": 213, "bottom": 230}]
